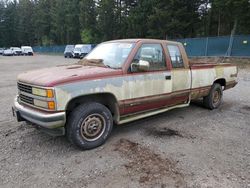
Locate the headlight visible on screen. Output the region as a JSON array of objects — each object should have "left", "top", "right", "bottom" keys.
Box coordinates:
[
  {"left": 32, "top": 88, "right": 54, "bottom": 98},
  {"left": 33, "top": 99, "right": 55, "bottom": 110}
]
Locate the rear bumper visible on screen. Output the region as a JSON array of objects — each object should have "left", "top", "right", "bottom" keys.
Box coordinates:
[
  {"left": 12, "top": 97, "right": 66, "bottom": 135},
  {"left": 24, "top": 52, "right": 33, "bottom": 56},
  {"left": 14, "top": 52, "right": 22, "bottom": 56},
  {"left": 64, "top": 52, "right": 72, "bottom": 57},
  {"left": 73, "top": 53, "right": 87, "bottom": 58},
  {"left": 73, "top": 53, "right": 80, "bottom": 58}
]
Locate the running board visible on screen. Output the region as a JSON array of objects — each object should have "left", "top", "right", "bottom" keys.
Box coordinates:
[{"left": 118, "top": 103, "right": 189, "bottom": 125}]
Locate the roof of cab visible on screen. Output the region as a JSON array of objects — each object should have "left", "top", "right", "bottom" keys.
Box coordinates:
[{"left": 104, "top": 38, "right": 180, "bottom": 45}]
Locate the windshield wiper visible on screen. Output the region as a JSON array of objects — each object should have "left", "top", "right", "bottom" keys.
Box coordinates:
[
  {"left": 104, "top": 64, "right": 111, "bottom": 68},
  {"left": 77, "top": 59, "right": 105, "bottom": 67},
  {"left": 77, "top": 58, "right": 121, "bottom": 69}
]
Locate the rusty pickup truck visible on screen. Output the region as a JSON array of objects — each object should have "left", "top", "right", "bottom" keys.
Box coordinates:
[{"left": 12, "top": 39, "right": 238, "bottom": 149}]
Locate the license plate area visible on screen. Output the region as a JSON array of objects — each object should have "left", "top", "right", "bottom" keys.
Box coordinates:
[{"left": 12, "top": 107, "right": 25, "bottom": 122}]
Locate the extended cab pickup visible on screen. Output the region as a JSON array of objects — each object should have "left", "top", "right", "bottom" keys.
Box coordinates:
[{"left": 12, "top": 39, "right": 238, "bottom": 149}]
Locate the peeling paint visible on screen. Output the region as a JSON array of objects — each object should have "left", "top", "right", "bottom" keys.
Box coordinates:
[{"left": 16, "top": 39, "right": 238, "bottom": 125}]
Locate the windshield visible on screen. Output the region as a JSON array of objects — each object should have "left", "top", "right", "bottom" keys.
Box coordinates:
[
  {"left": 85, "top": 42, "right": 135, "bottom": 69},
  {"left": 74, "top": 47, "right": 81, "bottom": 51},
  {"left": 23, "top": 47, "right": 32, "bottom": 51},
  {"left": 66, "top": 45, "right": 74, "bottom": 50}
]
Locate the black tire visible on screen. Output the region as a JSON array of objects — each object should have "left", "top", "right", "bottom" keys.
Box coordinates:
[
  {"left": 66, "top": 102, "right": 113, "bottom": 150},
  {"left": 203, "top": 83, "right": 223, "bottom": 110}
]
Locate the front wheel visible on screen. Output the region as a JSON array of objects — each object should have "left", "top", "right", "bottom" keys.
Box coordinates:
[
  {"left": 66, "top": 102, "right": 113, "bottom": 150},
  {"left": 203, "top": 83, "right": 223, "bottom": 110}
]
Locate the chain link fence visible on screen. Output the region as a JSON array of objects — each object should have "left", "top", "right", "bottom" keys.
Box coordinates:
[
  {"left": 33, "top": 45, "right": 66, "bottom": 53},
  {"left": 32, "top": 36, "right": 250, "bottom": 57},
  {"left": 33, "top": 44, "right": 97, "bottom": 54},
  {"left": 175, "top": 35, "right": 250, "bottom": 57}
]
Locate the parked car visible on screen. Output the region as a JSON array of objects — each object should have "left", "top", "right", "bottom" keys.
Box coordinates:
[
  {"left": 12, "top": 39, "right": 238, "bottom": 150},
  {"left": 11, "top": 47, "right": 22, "bottom": 56},
  {"left": 73, "top": 44, "right": 92, "bottom": 58},
  {"left": 64, "top": 45, "right": 74, "bottom": 58},
  {"left": 0, "top": 48, "right": 5, "bottom": 55},
  {"left": 21, "top": 46, "right": 34, "bottom": 56},
  {"left": 3, "top": 48, "right": 13, "bottom": 56}
]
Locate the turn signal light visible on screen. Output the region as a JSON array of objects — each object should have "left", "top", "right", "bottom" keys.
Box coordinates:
[
  {"left": 46, "top": 89, "right": 54, "bottom": 98},
  {"left": 48, "top": 101, "right": 55, "bottom": 110}
]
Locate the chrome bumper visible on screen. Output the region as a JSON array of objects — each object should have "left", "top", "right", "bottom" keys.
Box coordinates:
[{"left": 13, "top": 97, "right": 66, "bottom": 135}]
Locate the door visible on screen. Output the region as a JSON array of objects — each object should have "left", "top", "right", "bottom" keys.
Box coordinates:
[
  {"left": 166, "top": 44, "right": 191, "bottom": 103},
  {"left": 122, "top": 43, "right": 173, "bottom": 115}
]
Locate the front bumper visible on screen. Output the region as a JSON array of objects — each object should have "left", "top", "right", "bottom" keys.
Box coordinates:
[
  {"left": 24, "top": 52, "right": 33, "bottom": 56},
  {"left": 73, "top": 53, "right": 80, "bottom": 58},
  {"left": 64, "top": 52, "right": 72, "bottom": 57},
  {"left": 12, "top": 97, "right": 66, "bottom": 136}
]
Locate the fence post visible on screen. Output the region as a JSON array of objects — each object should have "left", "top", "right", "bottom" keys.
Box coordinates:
[
  {"left": 227, "top": 35, "right": 235, "bottom": 57},
  {"left": 205, "top": 37, "right": 208, "bottom": 56}
]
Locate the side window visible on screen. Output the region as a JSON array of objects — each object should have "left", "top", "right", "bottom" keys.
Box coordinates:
[
  {"left": 167, "top": 45, "right": 184, "bottom": 68},
  {"left": 131, "top": 44, "right": 166, "bottom": 72}
]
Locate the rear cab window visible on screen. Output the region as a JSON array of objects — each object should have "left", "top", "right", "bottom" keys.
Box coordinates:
[{"left": 167, "top": 45, "right": 184, "bottom": 68}]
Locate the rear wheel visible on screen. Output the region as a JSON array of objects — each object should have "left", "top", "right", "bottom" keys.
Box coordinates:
[
  {"left": 66, "top": 102, "right": 113, "bottom": 150},
  {"left": 203, "top": 83, "right": 223, "bottom": 110}
]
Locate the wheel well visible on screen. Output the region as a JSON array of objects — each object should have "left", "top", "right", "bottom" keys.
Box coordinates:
[
  {"left": 214, "top": 78, "right": 226, "bottom": 86},
  {"left": 66, "top": 93, "right": 120, "bottom": 123}
]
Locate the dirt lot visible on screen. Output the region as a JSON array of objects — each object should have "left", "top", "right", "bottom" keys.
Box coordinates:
[{"left": 0, "top": 55, "right": 249, "bottom": 188}]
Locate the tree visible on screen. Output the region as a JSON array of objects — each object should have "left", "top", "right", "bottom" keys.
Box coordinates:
[
  {"left": 79, "top": 0, "right": 98, "bottom": 43},
  {"left": 17, "top": 0, "right": 36, "bottom": 45},
  {"left": 0, "top": 1, "right": 6, "bottom": 46},
  {"left": 96, "top": 0, "right": 116, "bottom": 41},
  {"left": 207, "top": 0, "right": 250, "bottom": 36},
  {"left": 33, "top": 0, "right": 54, "bottom": 45},
  {"left": 0, "top": 0, "right": 250, "bottom": 47},
  {"left": 50, "top": 0, "right": 67, "bottom": 44},
  {"left": 127, "top": 0, "right": 153, "bottom": 38}
]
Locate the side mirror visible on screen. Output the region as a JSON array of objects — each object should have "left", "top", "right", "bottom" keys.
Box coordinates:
[{"left": 131, "top": 60, "right": 150, "bottom": 72}]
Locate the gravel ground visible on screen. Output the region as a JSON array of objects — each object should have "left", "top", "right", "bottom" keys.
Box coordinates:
[{"left": 0, "top": 55, "right": 249, "bottom": 188}]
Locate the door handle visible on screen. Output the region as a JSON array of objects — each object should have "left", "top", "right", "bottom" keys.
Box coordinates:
[{"left": 165, "top": 75, "right": 171, "bottom": 80}]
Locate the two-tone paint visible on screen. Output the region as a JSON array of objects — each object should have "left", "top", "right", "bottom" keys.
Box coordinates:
[{"left": 16, "top": 39, "right": 238, "bottom": 132}]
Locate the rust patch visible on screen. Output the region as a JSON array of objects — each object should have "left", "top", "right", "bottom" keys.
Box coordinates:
[
  {"left": 242, "top": 105, "right": 250, "bottom": 111},
  {"left": 114, "top": 139, "right": 186, "bottom": 187},
  {"left": 66, "top": 65, "right": 82, "bottom": 69}
]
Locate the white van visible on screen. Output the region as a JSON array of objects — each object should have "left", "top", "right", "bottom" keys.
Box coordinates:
[
  {"left": 73, "top": 44, "right": 92, "bottom": 58},
  {"left": 64, "top": 45, "right": 75, "bottom": 58},
  {"left": 21, "top": 46, "right": 34, "bottom": 56},
  {"left": 11, "top": 47, "right": 22, "bottom": 56}
]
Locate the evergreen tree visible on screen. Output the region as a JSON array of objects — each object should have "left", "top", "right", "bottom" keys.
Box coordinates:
[{"left": 0, "top": 0, "right": 250, "bottom": 47}]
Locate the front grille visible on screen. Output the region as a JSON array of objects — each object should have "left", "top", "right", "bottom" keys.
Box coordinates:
[
  {"left": 19, "top": 94, "right": 34, "bottom": 105},
  {"left": 18, "top": 83, "right": 32, "bottom": 94}
]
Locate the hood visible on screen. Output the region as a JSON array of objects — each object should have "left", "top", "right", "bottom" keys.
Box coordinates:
[
  {"left": 4, "top": 49, "right": 12, "bottom": 53},
  {"left": 18, "top": 64, "right": 122, "bottom": 87}
]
